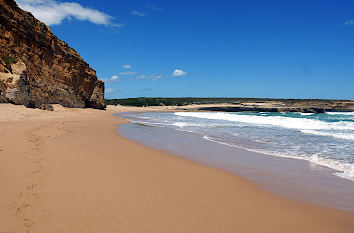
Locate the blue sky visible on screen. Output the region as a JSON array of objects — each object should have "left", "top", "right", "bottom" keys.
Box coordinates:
[{"left": 16, "top": 0, "right": 354, "bottom": 99}]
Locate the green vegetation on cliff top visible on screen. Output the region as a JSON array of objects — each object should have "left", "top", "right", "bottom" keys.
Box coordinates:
[{"left": 105, "top": 97, "right": 349, "bottom": 107}]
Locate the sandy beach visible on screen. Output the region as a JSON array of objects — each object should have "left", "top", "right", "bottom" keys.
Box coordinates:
[{"left": 1, "top": 104, "right": 354, "bottom": 233}]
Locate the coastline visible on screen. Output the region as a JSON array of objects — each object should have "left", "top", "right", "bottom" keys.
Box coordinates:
[
  {"left": 1, "top": 104, "right": 354, "bottom": 233},
  {"left": 118, "top": 113, "right": 354, "bottom": 212}
]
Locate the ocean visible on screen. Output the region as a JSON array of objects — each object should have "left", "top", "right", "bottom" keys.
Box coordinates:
[{"left": 121, "top": 111, "right": 354, "bottom": 181}]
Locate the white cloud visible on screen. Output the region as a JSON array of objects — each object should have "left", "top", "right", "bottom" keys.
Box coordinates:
[
  {"left": 172, "top": 69, "right": 187, "bottom": 77},
  {"left": 130, "top": 10, "right": 146, "bottom": 17},
  {"left": 111, "top": 75, "right": 119, "bottom": 80},
  {"left": 343, "top": 20, "right": 354, "bottom": 26},
  {"left": 15, "top": 0, "right": 119, "bottom": 26},
  {"left": 101, "top": 75, "right": 120, "bottom": 83},
  {"left": 122, "top": 64, "right": 131, "bottom": 69},
  {"left": 104, "top": 69, "right": 187, "bottom": 83}
]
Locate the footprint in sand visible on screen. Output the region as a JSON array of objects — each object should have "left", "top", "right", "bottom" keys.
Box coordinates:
[{"left": 16, "top": 204, "right": 31, "bottom": 214}]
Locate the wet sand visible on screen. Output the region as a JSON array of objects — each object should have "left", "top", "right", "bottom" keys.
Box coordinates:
[
  {"left": 1, "top": 104, "right": 354, "bottom": 233},
  {"left": 119, "top": 116, "right": 354, "bottom": 212}
]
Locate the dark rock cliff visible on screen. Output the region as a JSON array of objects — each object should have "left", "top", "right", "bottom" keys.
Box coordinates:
[{"left": 0, "top": 0, "right": 105, "bottom": 109}]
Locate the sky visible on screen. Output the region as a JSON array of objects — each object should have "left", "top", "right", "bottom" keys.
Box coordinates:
[{"left": 15, "top": 0, "right": 354, "bottom": 100}]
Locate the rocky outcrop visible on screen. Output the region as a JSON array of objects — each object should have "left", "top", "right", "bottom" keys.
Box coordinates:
[
  {"left": 0, "top": 0, "right": 105, "bottom": 109},
  {"left": 197, "top": 101, "right": 354, "bottom": 113},
  {"left": 39, "top": 104, "right": 54, "bottom": 111},
  {"left": 197, "top": 106, "right": 328, "bottom": 113}
]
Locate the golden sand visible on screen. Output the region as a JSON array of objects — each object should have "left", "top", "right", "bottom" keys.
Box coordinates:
[{"left": 0, "top": 104, "right": 353, "bottom": 233}]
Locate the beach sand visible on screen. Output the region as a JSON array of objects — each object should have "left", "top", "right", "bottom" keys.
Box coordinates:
[{"left": 0, "top": 103, "right": 353, "bottom": 233}]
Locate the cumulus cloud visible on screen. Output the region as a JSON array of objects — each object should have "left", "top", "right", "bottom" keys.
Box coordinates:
[
  {"left": 15, "top": 0, "right": 119, "bottom": 26},
  {"left": 172, "top": 69, "right": 187, "bottom": 77},
  {"left": 102, "top": 75, "right": 120, "bottom": 83},
  {"left": 122, "top": 64, "right": 131, "bottom": 69},
  {"left": 130, "top": 10, "right": 146, "bottom": 17},
  {"left": 343, "top": 20, "right": 354, "bottom": 26}
]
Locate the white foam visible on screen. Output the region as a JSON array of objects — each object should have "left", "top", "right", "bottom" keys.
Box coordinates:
[
  {"left": 172, "top": 122, "right": 217, "bottom": 128},
  {"left": 301, "top": 130, "right": 354, "bottom": 141},
  {"left": 175, "top": 112, "right": 354, "bottom": 131},
  {"left": 131, "top": 120, "right": 175, "bottom": 127},
  {"left": 201, "top": 135, "right": 354, "bottom": 181},
  {"left": 326, "top": 112, "right": 354, "bottom": 116},
  {"left": 173, "top": 122, "right": 189, "bottom": 128},
  {"left": 131, "top": 112, "right": 354, "bottom": 181},
  {"left": 309, "top": 154, "right": 354, "bottom": 181}
]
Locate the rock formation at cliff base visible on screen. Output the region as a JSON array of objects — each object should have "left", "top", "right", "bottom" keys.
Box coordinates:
[{"left": 0, "top": 0, "right": 105, "bottom": 109}]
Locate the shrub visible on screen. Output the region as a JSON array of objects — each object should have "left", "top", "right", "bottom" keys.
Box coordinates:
[{"left": 2, "top": 56, "right": 17, "bottom": 72}]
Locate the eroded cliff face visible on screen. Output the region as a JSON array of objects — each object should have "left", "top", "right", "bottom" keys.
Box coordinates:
[{"left": 0, "top": 0, "right": 105, "bottom": 109}]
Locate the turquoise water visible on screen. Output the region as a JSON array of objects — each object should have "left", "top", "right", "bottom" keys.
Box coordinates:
[{"left": 123, "top": 111, "right": 354, "bottom": 181}]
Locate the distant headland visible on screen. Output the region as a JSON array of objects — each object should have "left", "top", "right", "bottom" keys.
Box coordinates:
[{"left": 106, "top": 97, "right": 354, "bottom": 113}]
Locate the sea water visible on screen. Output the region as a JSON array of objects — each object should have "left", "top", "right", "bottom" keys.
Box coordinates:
[{"left": 121, "top": 111, "right": 354, "bottom": 181}]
